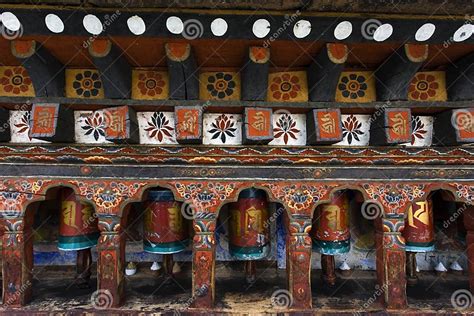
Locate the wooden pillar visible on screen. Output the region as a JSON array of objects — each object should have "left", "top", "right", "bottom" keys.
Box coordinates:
[
  {"left": 463, "top": 205, "right": 474, "bottom": 292},
  {"left": 375, "top": 214, "right": 407, "bottom": 309},
  {"left": 97, "top": 214, "right": 126, "bottom": 307},
  {"left": 191, "top": 216, "right": 216, "bottom": 308},
  {"left": 2, "top": 213, "right": 34, "bottom": 306},
  {"left": 287, "top": 216, "right": 312, "bottom": 309}
]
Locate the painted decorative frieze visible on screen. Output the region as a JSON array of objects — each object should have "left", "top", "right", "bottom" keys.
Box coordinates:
[
  {"left": 199, "top": 72, "right": 240, "bottom": 100},
  {"left": 408, "top": 71, "right": 447, "bottom": 101},
  {"left": 0, "top": 66, "right": 35, "bottom": 97},
  {"left": 131, "top": 69, "right": 169, "bottom": 100},
  {"left": 335, "top": 71, "right": 376, "bottom": 103},
  {"left": 137, "top": 111, "right": 177, "bottom": 144},
  {"left": 402, "top": 116, "right": 433, "bottom": 147},
  {"left": 74, "top": 111, "right": 111, "bottom": 144},
  {"left": 267, "top": 71, "right": 308, "bottom": 102},
  {"left": 203, "top": 113, "right": 242, "bottom": 145},
  {"left": 9, "top": 111, "right": 48, "bottom": 143},
  {"left": 65, "top": 69, "right": 104, "bottom": 99},
  {"left": 269, "top": 112, "right": 306, "bottom": 146},
  {"left": 334, "top": 114, "right": 371, "bottom": 146}
]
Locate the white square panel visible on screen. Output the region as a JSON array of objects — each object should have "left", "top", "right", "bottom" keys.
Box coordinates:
[
  {"left": 402, "top": 116, "right": 433, "bottom": 147},
  {"left": 74, "top": 110, "right": 111, "bottom": 144},
  {"left": 269, "top": 113, "right": 306, "bottom": 146},
  {"left": 203, "top": 113, "right": 242, "bottom": 145},
  {"left": 138, "top": 111, "right": 177, "bottom": 145},
  {"left": 9, "top": 111, "right": 48, "bottom": 143},
  {"left": 334, "top": 114, "right": 371, "bottom": 146}
]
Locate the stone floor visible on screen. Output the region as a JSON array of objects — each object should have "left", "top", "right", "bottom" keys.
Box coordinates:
[{"left": 0, "top": 262, "right": 470, "bottom": 314}]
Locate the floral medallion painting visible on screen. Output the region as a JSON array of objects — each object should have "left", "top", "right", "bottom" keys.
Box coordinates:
[
  {"left": 199, "top": 72, "right": 241, "bottom": 100},
  {"left": 0, "top": 66, "right": 35, "bottom": 97},
  {"left": 9, "top": 111, "right": 48, "bottom": 143},
  {"left": 66, "top": 69, "right": 104, "bottom": 99},
  {"left": 74, "top": 111, "right": 111, "bottom": 144},
  {"left": 335, "top": 71, "right": 376, "bottom": 103},
  {"left": 131, "top": 69, "right": 169, "bottom": 100},
  {"left": 137, "top": 111, "right": 177, "bottom": 144},
  {"left": 334, "top": 114, "right": 371, "bottom": 146},
  {"left": 267, "top": 71, "right": 308, "bottom": 102},
  {"left": 203, "top": 113, "right": 242, "bottom": 145},
  {"left": 268, "top": 112, "right": 306, "bottom": 146},
  {"left": 408, "top": 71, "right": 447, "bottom": 101},
  {"left": 402, "top": 116, "right": 433, "bottom": 147}
]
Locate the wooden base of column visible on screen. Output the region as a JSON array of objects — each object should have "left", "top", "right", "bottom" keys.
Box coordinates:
[
  {"left": 406, "top": 252, "right": 418, "bottom": 287},
  {"left": 321, "top": 254, "right": 337, "bottom": 287},
  {"left": 75, "top": 248, "right": 92, "bottom": 289},
  {"left": 245, "top": 260, "right": 256, "bottom": 284}
]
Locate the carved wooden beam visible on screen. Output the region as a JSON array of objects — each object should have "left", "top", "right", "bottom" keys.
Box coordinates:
[
  {"left": 375, "top": 44, "right": 428, "bottom": 101},
  {"left": 88, "top": 39, "right": 132, "bottom": 99},
  {"left": 11, "top": 40, "right": 64, "bottom": 97},
  {"left": 28, "top": 103, "right": 74, "bottom": 142},
  {"left": 0, "top": 108, "right": 10, "bottom": 142},
  {"left": 166, "top": 43, "right": 199, "bottom": 100},
  {"left": 307, "top": 43, "right": 348, "bottom": 102},
  {"left": 102, "top": 106, "right": 139, "bottom": 143},
  {"left": 174, "top": 106, "right": 203, "bottom": 144},
  {"left": 306, "top": 108, "right": 343, "bottom": 144},
  {"left": 241, "top": 47, "right": 270, "bottom": 101},
  {"left": 433, "top": 108, "right": 474, "bottom": 145},
  {"left": 243, "top": 107, "right": 273, "bottom": 144},
  {"left": 446, "top": 52, "right": 474, "bottom": 101},
  {"left": 370, "top": 108, "right": 412, "bottom": 145}
]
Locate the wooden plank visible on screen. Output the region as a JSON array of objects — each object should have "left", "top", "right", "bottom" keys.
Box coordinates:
[
  {"left": 446, "top": 52, "right": 474, "bottom": 101},
  {"left": 102, "top": 105, "right": 139, "bottom": 143},
  {"left": 307, "top": 43, "right": 347, "bottom": 102},
  {"left": 306, "top": 108, "right": 343, "bottom": 144},
  {"left": 375, "top": 44, "right": 428, "bottom": 101},
  {"left": 28, "top": 103, "right": 74, "bottom": 142},
  {"left": 11, "top": 40, "right": 64, "bottom": 97},
  {"left": 165, "top": 43, "right": 199, "bottom": 100},
  {"left": 241, "top": 47, "right": 269, "bottom": 101},
  {"left": 88, "top": 39, "right": 132, "bottom": 99},
  {"left": 242, "top": 107, "right": 273, "bottom": 144},
  {"left": 174, "top": 105, "right": 203, "bottom": 144},
  {"left": 0, "top": 108, "right": 10, "bottom": 142},
  {"left": 370, "top": 108, "right": 412, "bottom": 145}
]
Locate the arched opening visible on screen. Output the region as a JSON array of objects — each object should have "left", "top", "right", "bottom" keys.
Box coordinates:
[
  {"left": 214, "top": 187, "right": 288, "bottom": 309},
  {"left": 310, "top": 188, "right": 380, "bottom": 311},
  {"left": 121, "top": 187, "right": 192, "bottom": 308},
  {"left": 405, "top": 189, "right": 469, "bottom": 309}
]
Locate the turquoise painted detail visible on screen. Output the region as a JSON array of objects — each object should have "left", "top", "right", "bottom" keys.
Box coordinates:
[
  {"left": 58, "top": 232, "right": 99, "bottom": 251},
  {"left": 230, "top": 243, "right": 270, "bottom": 260},
  {"left": 143, "top": 239, "right": 189, "bottom": 254},
  {"left": 312, "top": 239, "right": 350, "bottom": 255},
  {"left": 405, "top": 241, "right": 435, "bottom": 252}
]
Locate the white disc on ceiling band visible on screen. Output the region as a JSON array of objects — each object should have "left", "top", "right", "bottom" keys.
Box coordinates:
[
  {"left": 211, "top": 18, "right": 228, "bottom": 36},
  {"left": 252, "top": 19, "right": 270, "bottom": 38},
  {"left": 415, "top": 23, "right": 435, "bottom": 42},
  {"left": 45, "top": 13, "right": 64, "bottom": 33},
  {"left": 293, "top": 20, "right": 311, "bottom": 39},
  {"left": 83, "top": 14, "right": 103, "bottom": 35},
  {"left": 334, "top": 21, "right": 352, "bottom": 40},
  {"left": 453, "top": 24, "right": 473, "bottom": 42},
  {"left": 1, "top": 12, "right": 21, "bottom": 32},
  {"left": 127, "top": 15, "right": 146, "bottom": 35},
  {"left": 373, "top": 23, "right": 393, "bottom": 42},
  {"left": 166, "top": 16, "right": 184, "bottom": 34}
]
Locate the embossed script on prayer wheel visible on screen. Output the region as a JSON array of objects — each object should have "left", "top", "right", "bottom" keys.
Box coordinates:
[
  {"left": 228, "top": 188, "right": 270, "bottom": 260},
  {"left": 143, "top": 189, "right": 189, "bottom": 254},
  {"left": 403, "top": 200, "right": 435, "bottom": 252}
]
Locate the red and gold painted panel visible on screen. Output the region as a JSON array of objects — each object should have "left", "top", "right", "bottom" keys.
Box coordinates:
[
  {"left": 267, "top": 71, "right": 308, "bottom": 102},
  {"left": 131, "top": 69, "right": 169, "bottom": 100},
  {"left": 199, "top": 72, "right": 240, "bottom": 101},
  {"left": 175, "top": 106, "right": 202, "bottom": 142},
  {"left": 453, "top": 108, "right": 474, "bottom": 142},
  {"left": 387, "top": 109, "right": 412, "bottom": 143},
  {"left": 335, "top": 71, "right": 376, "bottom": 103},
  {"left": 408, "top": 71, "right": 447, "bottom": 102},
  {"left": 65, "top": 69, "right": 104, "bottom": 99},
  {"left": 0, "top": 66, "right": 35, "bottom": 97}
]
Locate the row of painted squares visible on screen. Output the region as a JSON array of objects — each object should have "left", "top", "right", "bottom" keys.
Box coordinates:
[
  {"left": 10, "top": 110, "right": 433, "bottom": 146},
  {"left": 0, "top": 67, "right": 448, "bottom": 102}
]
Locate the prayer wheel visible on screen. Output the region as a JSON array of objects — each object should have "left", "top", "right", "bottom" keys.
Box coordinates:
[{"left": 143, "top": 189, "right": 189, "bottom": 277}]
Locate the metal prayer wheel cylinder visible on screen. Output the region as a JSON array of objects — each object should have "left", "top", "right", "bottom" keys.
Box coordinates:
[
  {"left": 58, "top": 188, "right": 99, "bottom": 251},
  {"left": 143, "top": 189, "right": 189, "bottom": 254},
  {"left": 311, "top": 193, "right": 350, "bottom": 254},
  {"left": 403, "top": 200, "right": 435, "bottom": 252},
  {"left": 228, "top": 188, "right": 270, "bottom": 260}
]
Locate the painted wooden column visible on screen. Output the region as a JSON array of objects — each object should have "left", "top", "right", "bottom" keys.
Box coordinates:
[
  {"left": 2, "top": 214, "right": 34, "bottom": 306},
  {"left": 97, "top": 213, "right": 126, "bottom": 307},
  {"left": 287, "top": 215, "right": 312, "bottom": 309},
  {"left": 463, "top": 205, "right": 474, "bottom": 293},
  {"left": 191, "top": 213, "right": 217, "bottom": 308},
  {"left": 375, "top": 213, "right": 407, "bottom": 309}
]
